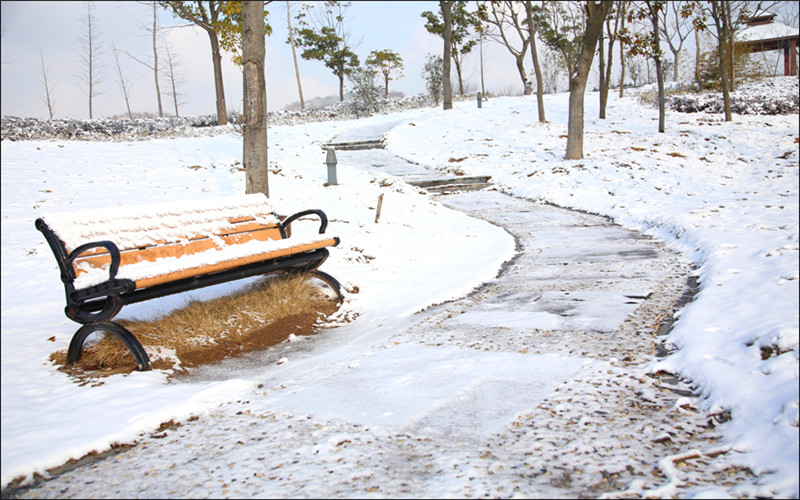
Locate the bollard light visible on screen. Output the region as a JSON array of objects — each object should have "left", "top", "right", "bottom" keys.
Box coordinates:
[
  {"left": 326, "top": 147, "right": 338, "bottom": 186},
  {"left": 477, "top": 92, "right": 482, "bottom": 109}
]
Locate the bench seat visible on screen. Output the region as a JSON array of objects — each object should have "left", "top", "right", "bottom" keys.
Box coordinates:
[{"left": 35, "top": 193, "right": 342, "bottom": 370}]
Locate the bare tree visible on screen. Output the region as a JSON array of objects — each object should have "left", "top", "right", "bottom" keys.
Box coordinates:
[
  {"left": 659, "top": 0, "right": 696, "bottom": 82},
  {"left": 441, "top": 0, "right": 453, "bottom": 110},
  {"left": 525, "top": 0, "right": 546, "bottom": 122},
  {"left": 480, "top": 1, "right": 532, "bottom": 95},
  {"left": 124, "top": 2, "right": 167, "bottom": 116},
  {"left": 164, "top": 42, "right": 187, "bottom": 117},
  {"left": 148, "top": 1, "right": 164, "bottom": 117},
  {"left": 37, "top": 49, "right": 57, "bottom": 119},
  {"left": 598, "top": 1, "right": 625, "bottom": 119},
  {"left": 708, "top": 0, "right": 734, "bottom": 120},
  {"left": 242, "top": 0, "right": 268, "bottom": 196},
  {"left": 77, "top": 1, "right": 104, "bottom": 119},
  {"left": 619, "top": 0, "right": 629, "bottom": 97},
  {"left": 159, "top": 1, "right": 234, "bottom": 125},
  {"left": 111, "top": 41, "right": 135, "bottom": 119},
  {"left": 565, "top": 0, "right": 613, "bottom": 160},
  {"left": 285, "top": 0, "right": 305, "bottom": 110}
]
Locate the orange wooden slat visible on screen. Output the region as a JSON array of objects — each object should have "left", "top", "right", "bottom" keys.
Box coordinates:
[
  {"left": 132, "top": 238, "right": 339, "bottom": 289},
  {"left": 72, "top": 226, "right": 284, "bottom": 275}
]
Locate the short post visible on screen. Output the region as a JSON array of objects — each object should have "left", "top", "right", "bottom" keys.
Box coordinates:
[
  {"left": 326, "top": 147, "right": 338, "bottom": 186},
  {"left": 477, "top": 92, "right": 482, "bottom": 108}
]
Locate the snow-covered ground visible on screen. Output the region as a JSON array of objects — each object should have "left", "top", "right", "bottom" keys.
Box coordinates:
[{"left": 1, "top": 77, "right": 798, "bottom": 497}]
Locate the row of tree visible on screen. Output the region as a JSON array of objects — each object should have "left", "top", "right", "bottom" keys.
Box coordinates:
[
  {"left": 423, "top": 0, "right": 794, "bottom": 159},
  {"left": 39, "top": 1, "right": 188, "bottom": 120},
  {"left": 36, "top": 1, "right": 796, "bottom": 196}
]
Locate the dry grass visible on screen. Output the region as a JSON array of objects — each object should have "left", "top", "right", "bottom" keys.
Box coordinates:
[{"left": 50, "top": 272, "right": 340, "bottom": 377}]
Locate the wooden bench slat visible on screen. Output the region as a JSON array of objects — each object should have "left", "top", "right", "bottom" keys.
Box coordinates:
[
  {"left": 132, "top": 237, "right": 339, "bottom": 289},
  {"left": 71, "top": 225, "right": 284, "bottom": 271}
]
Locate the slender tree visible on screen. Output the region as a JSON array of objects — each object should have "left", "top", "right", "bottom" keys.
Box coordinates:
[
  {"left": 525, "top": 0, "right": 546, "bottom": 122},
  {"left": 422, "top": 1, "right": 481, "bottom": 96},
  {"left": 164, "top": 41, "right": 187, "bottom": 116},
  {"left": 285, "top": 0, "right": 305, "bottom": 109},
  {"left": 365, "top": 49, "right": 404, "bottom": 97},
  {"left": 37, "top": 49, "right": 57, "bottom": 119},
  {"left": 479, "top": 1, "right": 532, "bottom": 95},
  {"left": 111, "top": 41, "right": 135, "bottom": 119},
  {"left": 598, "top": 1, "right": 625, "bottom": 119},
  {"left": 293, "top": 1, "right": 359, "bottom": 102},
  {"left": 565, "top": 0, "right": 613, "bottom": 160},
  {"left": 708, "top": 0, "right": 733, "bottom": 121},
  {"left": 441, "top": 0, "right": 453, "bottom": 109},
  {"left": 127, "top": 1, "right": 165, "bottom": 117},
  {"left": 619, "top": 0, "right": 629, "bottom": 96},
  {"left": 242, "top": 0, "right": 268, "bottom": 196},
  {"left": 149, "top": 1, "right": 164, "bottom": 117},
  {"left": 77, "top": 1, "right": 104, "bottom": 119},
  {"left": 159, "top": 1, "right": 233, "bottom": 124},
  {"left": 659, "top": 0, "right": 697, "bottom": 82}
]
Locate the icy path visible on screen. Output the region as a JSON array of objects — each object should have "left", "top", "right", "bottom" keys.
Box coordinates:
[{"left": 14, "top": 131, "right": 748, "bottom": 500}]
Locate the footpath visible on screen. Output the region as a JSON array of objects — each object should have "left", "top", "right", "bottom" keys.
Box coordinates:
[{"left": 11, "top": 124, "right": 748, "bottom": 499}]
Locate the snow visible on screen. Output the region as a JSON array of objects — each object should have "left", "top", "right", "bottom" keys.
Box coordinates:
[
  {"left": 737, "top": 19, "right": 799, "bottom": 43},
  {"left": 2, "top": 78, "right": 798, "bottom": 497}
]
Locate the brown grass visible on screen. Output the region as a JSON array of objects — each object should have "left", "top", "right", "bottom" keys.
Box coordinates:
[{"left": 50, "top": 272, "right": 340, "bottom": 378}]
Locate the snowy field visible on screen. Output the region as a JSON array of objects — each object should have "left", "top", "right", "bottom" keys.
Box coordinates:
[{"left": 1, "top": 78, "right": 798, "bottom": 497}]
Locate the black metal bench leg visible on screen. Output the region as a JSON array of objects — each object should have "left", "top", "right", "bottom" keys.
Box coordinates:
[
  {"left": 313, "top": 270, "right": 344, "bottom": 302},
  {"left": 67, "top": 322, "right": 151, "bottom": 371}
]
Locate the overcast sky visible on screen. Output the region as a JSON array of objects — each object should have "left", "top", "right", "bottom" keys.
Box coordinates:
[{"left": 1, "top": 1, "right": 526, "bottom": 120}]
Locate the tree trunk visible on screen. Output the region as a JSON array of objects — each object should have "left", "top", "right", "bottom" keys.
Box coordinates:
[
  {"left": 152, "top": 2, "right": 164, "bottom": 117},
  {"left": 694, "top": 27, "right": 701, "bottom": 87},
  {"left": 619, "top": 2, "right": 626, "bottom": 98},
  {"left": 599, "top": 31, "right": 606, "bottom": 119},
  {"left": 711, "top": 1, "right": 732, "bottom": 121},
  {"left": 651, "top": 5, "right": 665, "bottom": 133},
  {"left": 565, "top": 1, "right": 613, "bottom": 160},
  {"left": 454, "top": 55, "right": 464, "bottom": 96},
  {"left": 480, "top": 32, "right": 486, "bottom": 96},
  {"left": 441, "top": 1, "right": 453, "bottom": 110},
  {"left": 672, "top": 49, "right": 680, "bottom": 82},
  {"left": 242, "top": 1, "right": 268, "bottom": 196},
  {"left": 516, "top": 55, "right": 532, "bottom": 95},
  {"left": 601, "top": 19, "right": 616, "bottom": 120},
  {"left": 286, "top": 0, "right": 305, "bottom": 110},
  {"left": 208, "top": 30, "right": 228, "bottom": 126},
  {"left": 524, "top": 1, "right": 545, "bottom": 122}
]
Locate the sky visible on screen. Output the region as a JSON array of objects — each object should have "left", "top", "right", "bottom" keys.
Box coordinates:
[
  {"left": 0, "top": 1, "right": 524, "bottom": 119},
  {"left": 1, "top": 79, "right": 797, "bottom": 497}
]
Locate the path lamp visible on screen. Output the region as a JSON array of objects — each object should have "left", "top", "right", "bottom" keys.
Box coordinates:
[{"left": 326, "top": 147, "right": 338, "bottom": 185}]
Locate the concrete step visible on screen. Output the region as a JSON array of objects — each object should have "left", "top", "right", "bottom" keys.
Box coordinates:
[
  {"left": 407, "top": 176, "right": 492, "bottom": 195},
  {"left": 323, "top": 139, "right": 384, "bottom": 151}
]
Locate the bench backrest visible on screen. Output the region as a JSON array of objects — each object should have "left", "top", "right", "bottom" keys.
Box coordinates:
[{"left": 38, "top": 193, "right": 283, "bottom": 277}]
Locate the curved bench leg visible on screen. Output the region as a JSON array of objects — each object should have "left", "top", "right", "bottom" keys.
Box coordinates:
[
  {"left": 313, "top": 270, "right": 344, "bottom": 302},
  {"left": 67, "top": 322, "right": 150, "bottom": 371}
]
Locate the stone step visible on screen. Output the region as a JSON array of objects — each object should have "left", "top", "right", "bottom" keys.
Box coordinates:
[
  {"left": 407, "top": 176, "right": 492, "bottom": 195},
  {"left": 323, "top": 139, "right": 384, "bottom": 151}
]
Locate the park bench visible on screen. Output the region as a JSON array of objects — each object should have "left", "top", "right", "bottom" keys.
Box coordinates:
[{"left": 35, "top": 193, "right": 342, "bottom": 371}]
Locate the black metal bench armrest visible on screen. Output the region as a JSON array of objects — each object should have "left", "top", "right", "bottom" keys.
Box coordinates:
[
  {"left": 281, "top": 209, "right": 329, "bottom": 235},
  {"left": 72, "top": 279, "right": 136, "bottom": 303},
  {"left": 66, "top": 240, "right": 122, "bottom": 282}
]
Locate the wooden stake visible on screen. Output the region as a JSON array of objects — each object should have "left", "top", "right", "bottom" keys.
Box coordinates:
[{"left": 375, "top": 193, "right": 384, "bottom": 223}]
